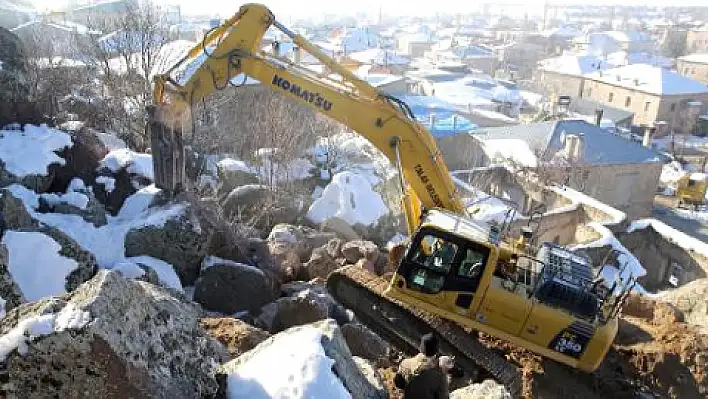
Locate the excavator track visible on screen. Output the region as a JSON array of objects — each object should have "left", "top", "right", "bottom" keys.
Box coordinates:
[{"left": 327, "top": 266, "right": 523, "bottom": 398}]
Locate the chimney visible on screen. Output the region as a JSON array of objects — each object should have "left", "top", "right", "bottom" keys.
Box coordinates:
[
  {"left": 564, "top": 133, "right": 585, "bottom": 161},
  {"left": 293, "top": 46, "right": 301, "bottom": 63},
  {"left": 643, "top": 125, "right": 656, "bottom": 148},
  {"left": 594, "top": 109, "right": 604, "bottom": 126}
]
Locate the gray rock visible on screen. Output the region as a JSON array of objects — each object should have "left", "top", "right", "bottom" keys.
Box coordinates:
[
  {"left": 0, "top": 270, "right": 229, "bottom": 399},
  {"left": 194, "top": 260, "right": 278, "bottom": 315},
  {"left": 92, "top": 169, "right": 137, "bottom": 215},
  {"left": 216, "top": 163, "right": 259, "bottom": 199},
  {"left": 303, "top": 246, "right": 340, "bottom": 280},
  {"left": 450, "top": 379, "right": 512, "bottom": 399},
  {"left": 0, "top": 243, "right": 24, "bottom": 313},
  {"left": 320, "top": 216, "right": 361, "bottom": 241},
  {"left": 341, "top": 240, "right": 380, "bottom": 264},
  {"left": 40, "top": 191, "right": 108, "bottom": 227},
  {"left": 124, "top": 208, "right": 208, "bottom": 286},
  {"left": 256, "top": 296, "right": 328, "bottom": 333},
  {"left": 218, "top": 319, "right": 387, "bottom": 399},
  {"left": 267, "top": 240, "right": 301, "bottom": 283},
  {"left": 0, "top": 28, "right": 42, "bottom": 128},
  {"left": 50, "top": 127, "right": 109, "bottom": 193},
  {"left": 281, "top": 281, "right": 351, "bottom": 325},
  {"left": 267, "top": 224, "right": 337, "bottom": 261},
  {"left": 0, "top": 187, "right": 37, "bottom": 232},
  {"left": 200, "top": 317, "right": 271, "bottom": 359},
  {"left": 326, "top": 237, "right": 345, "bottom": 259},
  {"left": 353, "top": 357, "right": 389, "bottom": 398},
  {"left": 0, "top": 159, "right": 56, "bottom": 193},
  {"left": 205, "top": 226, "right": 250, "bottom": 265},
  {"left": 221, "top": 184, "right": 270, "bottom": 219},
  {"left": 221, "top": 185, "right": 299, "bottom": 229},
  {"left": 341, "top": 322, "right": 390, "bottom": 361}
]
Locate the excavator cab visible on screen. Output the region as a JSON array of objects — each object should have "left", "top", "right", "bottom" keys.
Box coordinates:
[{"left": 385, "top": 209, "right": 620, "bottom": 372}]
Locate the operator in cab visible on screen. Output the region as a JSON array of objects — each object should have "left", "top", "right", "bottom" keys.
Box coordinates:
[{"left": 394, "top": 333, "right": 451, "bottom": 399}]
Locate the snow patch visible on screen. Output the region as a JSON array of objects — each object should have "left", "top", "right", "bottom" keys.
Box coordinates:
[
  {"left": 0, "top": 303, "right": 91, "bottom": 361},
  {"left": 218, "top": 158, "right": 252, "bottom": 173},
  {"left": 386, "top": 233, "right": 408, "bottom": 251},
  {"left": 118, "top": 185, "right": 161, "bottom": 219},
  {"left": 1, "top": 231, "right": 80, "bottom": 301},
  {"left": 112, "top": 260, "right": 146, "bottom": 279},
  {"left": 126, "top": 256, "right": 183, "bottom": 292},
  {"left": 96, "top": 132, "right": 127, "bottom": 151},
  {"left": 96, "top": 176, "right": 116, "bottom": 193},
  {"left": 0, "top": 124, "right": 73, "bottom": 177},
  {"left": 99, "top": 148, "right": 154, "bottom": 181},
  {"left": 549, "top": 185, "right": 626, "bottom": 224},
  {"left": 224, "top": 325, "right": 351, "bottom": 399},
  {"left": 307, "top": 171, "right": 389, "bottom": 227},
  {"left": 41, "top": 191, "right": 89, "bottom": 210}
]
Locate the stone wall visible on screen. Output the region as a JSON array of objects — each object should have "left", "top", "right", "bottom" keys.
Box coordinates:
[{"left": 617, "top": 227, "right": 708, "bottom": 291}]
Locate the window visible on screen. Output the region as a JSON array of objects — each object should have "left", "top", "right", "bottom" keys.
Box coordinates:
[
  {"left": 608, "top": 92, "right": 614, "bottom": 102},
  {"left": 645, "top": 101, "right": 651, "bottom": 111},
  {"left": 671, "top": 103, "right": 676, "bottom": 112},
  {"left": 411, "top": 235, "right": 458, "bottom": 274},
  {"left": 625, "top": 96, "right": 631, "bottom": 107},
  {"left": 458, "top": 248, "right": 487, "bottom": 279}
]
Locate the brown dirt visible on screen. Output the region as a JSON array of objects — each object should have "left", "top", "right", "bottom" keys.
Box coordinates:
[
  {"left": 464, "top": 294, "right": 708, "bottom": 399},
  {"left": 199, "top": 317, "right": 271, "bottom": 359}
]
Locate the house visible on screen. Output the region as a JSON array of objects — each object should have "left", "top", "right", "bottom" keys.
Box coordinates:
[
  {"left": 493, "top": 41, "right": 547, "bottom": 79},
  {"left": 582, "top": 64, "right": 708, "bottom": 135},
  {"left": 686, "top": 25, "right": 708, "bottom": 53},
  {"left": 396, "top": 33, "right": 434, "bottom": 58},
  {"left": 346, "top": 48, "right": 410, "bottom": 74},
  {"left": 10, "top": 19, "right": 101, "bottom": 56},
  {"left": 427, "top": 44, "right": 497, "bottom": 75},
  {"left": 69, "top": 0, "right": 131, "bottom": 25},
  {"left": 329, "top": 27, "right": 378, "bottom": 54},
  {"left": 535, "top": 54, "right": 615, "bottom": 97},
  {"left": 604, "top": 51, "right": 674, "bottom": 69},
  {"left": 393, "top": 94, "right": 478, "bottom": 138},
  {"left": 677, "top": 53, "right": 708, "bottom": 84},
  {"left": 470, "top": 120, "right": 664, "bottom": 218},
  {"left": 567, "top": 97, "right": 635, "bottom": 132},
  {"left": 357, "top": 74, "right": 408, "bottom": 95},
  {"left": 571, "top": 30, "right": 654, "bottom": 55}
]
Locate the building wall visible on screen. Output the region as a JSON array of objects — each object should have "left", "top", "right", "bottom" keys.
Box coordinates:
[
  {"left": 676, "top": 59, "right": 708, "bottom": 84},
  {"left": 534, "top": 70, "right": 585, "bottom": 97},
  {"left": 397, "top": 41, "right": 432, "bottom": 58},
  {"left": 582, "top": 78, "right": 708, "bottom": 134},
  {"left": 686, "top": 29, "right": 708, "bottom": 53}
]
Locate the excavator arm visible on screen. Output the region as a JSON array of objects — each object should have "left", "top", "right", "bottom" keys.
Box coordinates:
[{"left": 152, "top": 3, "right": 466, "bottom": 233}]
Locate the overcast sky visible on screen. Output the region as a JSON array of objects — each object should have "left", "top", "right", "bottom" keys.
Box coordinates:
[{"left": 30, "top": 0, "right": 693, "bottom": 18}]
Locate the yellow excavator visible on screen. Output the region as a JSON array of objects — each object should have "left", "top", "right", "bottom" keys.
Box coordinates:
[{"left": 150, "top": 4, "right": 631, "bottom": 395}]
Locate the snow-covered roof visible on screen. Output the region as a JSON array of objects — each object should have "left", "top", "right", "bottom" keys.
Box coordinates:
[
  {"left": 678, "top": 53, "right": 708, "bottom": 65},
  {"left": 432, "top": 76, "right": 522, "bottom": 108},
  {"left": 394, "top": 94, "right": 478, "bottom": 137},
  {"left": 474, "top": 119, "right": 662, "bottom": 166},
  {"left": 357, "top": 73, "right": 405, "bottom": 88},
  {"left": 10, "top": 19, "right": 101, "bottom": 35},
  {"left": 348, "top": 48, "right": 410, "bottom": 66},
  {"left": 585, "top": 64, "right": 708, "bottom": 96},
  {"left": 538, "top": 54, "right": 615, "bottom": 77},
  {"left": 541, "top": 25, "right": 583, "bottom": 38},
  {"left": 602, "top": 30, "right": 652, "bottom": 43},
  {"left": 398, "top": 33, "right": 434, "bottom": 44},
  {"left": 605, "top": 52, "right": 674, "bottom": 69}
]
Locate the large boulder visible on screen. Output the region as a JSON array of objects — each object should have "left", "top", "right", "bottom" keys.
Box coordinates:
[
  {"left": 267, "top": 223, "right": 337, "bottom": 261},
  {"left": 256, "top": 296, "right": 328, "bottom": 333},
  {"left": 0, "top": 243, "right": 24, "bottom": 314},
  {"left": 205, "top": 225, "right": 251, "bottom": 264},
  {"left": 450, "top": 380, "right": 512, "bottom": 399},
  {"left": 341, "top": 240, "right": 380, "bottom": 264},
  {"left": 341, "top": 322, "right": 390, "bottom": 362},
  {"left": 221, "top": 184, "right": 270, "bottom": 220},
  {"left": 194, "top": 257, "right": 278, "bottom": 315},
  {"left": 216, "top": 159, "right": 259, "bottom": 199},
  {"left": 281, "top": 281, "right": 350, "bottom": 325},
  {"left": 200, "top": 317, "right": 271, "bottom": 359},
  {"left": 124, "top": 207, "right": 208, "bottom": 286},
  {"left": 303, "top": 246, "right": 340, "bottom": 280},
  {"left": 353, "top": 356, "right": 389, "bottom": 398},
  {"left": 218, "top": 319, "right": 388, "bottom": 399},
  {"left": 0, "top": 28, "right": 42, "bottom": 128},
  {"left": 49, "top": 127, "right": 109, "bottom": 193},
  {"left": 221, "top": 185, "right": 299, "bottom": 229},
  {"left": 320, "top": 216, "right": 361, "bottom": 241},
  {"left": 0, "top": 271, "right": 229, "bottom": 398},
  {"left": 266, "top": 240, "right": 301, "bottom": 283},
  {"left": 0, "top": 187, "right": 38, "bottom": 231},
  {"left": 38, "top": 182, "right": 108, "bottom": 227}
]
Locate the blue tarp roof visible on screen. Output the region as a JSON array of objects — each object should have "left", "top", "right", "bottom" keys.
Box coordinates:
[{"left": 395, "top": 95, "right": 478, "bottom": 138}]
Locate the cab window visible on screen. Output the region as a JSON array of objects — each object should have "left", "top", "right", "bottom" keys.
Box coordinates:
[
  {"left": 458, "top": 247, "right": 487, "bottom": 279},
  {"left": 411, "top": 235, "right": 458, "bottom": 274}
]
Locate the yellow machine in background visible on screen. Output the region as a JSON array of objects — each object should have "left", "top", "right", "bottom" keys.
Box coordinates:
[
  {"left": 150, "top": 3, "right": 632, "bottom": 377},
  {"left": 676, "top": 172, "right": 708, "bottom": 209}
]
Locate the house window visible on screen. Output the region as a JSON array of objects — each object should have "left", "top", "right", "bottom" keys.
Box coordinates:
[
  {"left": 645, "top": 101, "right": 651, "bottom": 111},
  {"left": 671, "top": 103, "right": 676, "bottom": 112},
  {"left": 625, "top": 97, "right": 631, "bottom": 107},
  {"left": 608, "top": 92, "right": 614, "bottom": 102}
]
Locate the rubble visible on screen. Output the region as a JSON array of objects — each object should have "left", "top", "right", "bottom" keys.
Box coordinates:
[
  {"left": 303, "top": 246, "right": 340, "bottom": 280},
  {"left": 450, "top": 380, "right": 511, "bottom": 399},
  {"left": 256, "top": 295, "right": 328, "bottom": 333},
  {"left": 341, "top": 322, "right": 390, "bottom": 361},
  {"left": 0, "top": 243, "right": 24, "bottom": 314},
  {"left": 0, "top": 271, "right": 229, "bottom": 398},
  {"left": 341, "top": 240, "right": 380, "bottom": 264}
]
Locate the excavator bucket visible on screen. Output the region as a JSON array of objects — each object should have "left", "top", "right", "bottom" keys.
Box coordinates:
[{"left": 146, "top": 104, "right": 186, "bottom": 197}]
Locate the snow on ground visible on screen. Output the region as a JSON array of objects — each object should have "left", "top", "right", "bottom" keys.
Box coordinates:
[
  {"left": 549, "top": 185, "right": 626, "bottom": 224},
  {"left": 58, "top": 120, "right": 85, "bottom": 131},
  {"left": 466, "top": 195, "right": 519, "bottom": 225},
  {"left": 224, "top": 325, "right": 351, "bottom": 399},
  {"left": 572, "top": 222, "right": 649, "bottom": 295},
  {"left": 112, "top": 261, "right": 146, "bottom": 279},
  {"left": 307, "top": 171, "right": 389, "bottom": 227},
  {"left": 0, "top": 303, "right": 91, "bottom": 361},
  {"left": 218, "top": 158, "right": 252, "bottom": 173},
  {"left": 117, "top": 185, "right": 161, "bottom": 219},
  {"left": 125, "top": 256, "right": 184, "bottom": 292},
  {"left": 310, "top": 132, "right": 397, "bottom": 185},
  {"left": 6, "top": 184, "right": 186, "bottom": 270},
  {"left": 96, "top": 132, "right": 127, "bottom": 151},
  {"left": 96, "top": 176, "right": 116, "bottom": 193},
  {"left": 99, "top": 148, "right": 154, "bottom": 181},
  {"left": 628, "top": 219, "right": 708, "bottom": 258},
  {"left": 253, "top": 155, "right": 315, "bottom": 184},
  {"left": 1, "top": 231, "right": 79, "bottom": 301},
  {"left": 0, "top": 125, "right": 73, "bottom": 177},
  {"left": 481, "top": 139, "right": 538, "bottom": 168},
  {"left": 386, "top": 233, "right": 408, "bottom": 250},
  {"left": 660, "top": 161, "right": 685, "bottom": 188},
  {"left": 40, "top": 178, "right": 90, "bottom": 209}
]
